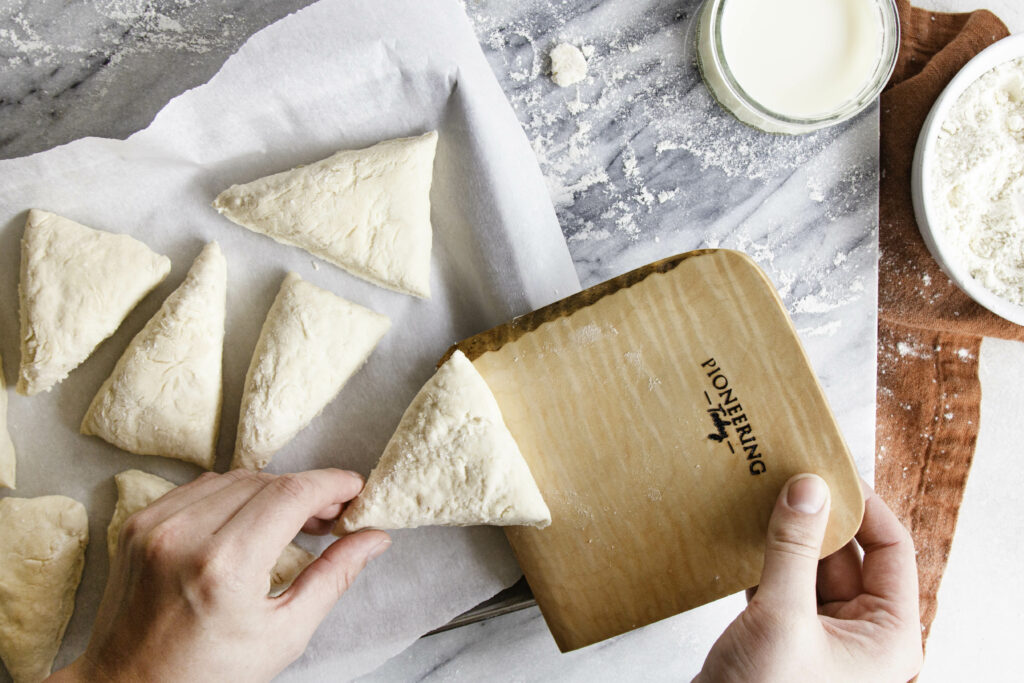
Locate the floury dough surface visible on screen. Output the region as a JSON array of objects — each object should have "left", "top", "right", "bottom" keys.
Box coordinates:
[
  {"left": 931, "top": 56, "right": 1024, "bottom": 306},
  {"left": 233, "top": 273, "right": 390, "bottom": 471},
  {"left": 0, "top": 496, "right": 88, "bottom": 683},
  {"left": 17, "top": 209, "right": 171, "bottom": 397},
  {"left": 213, "top": 133, "right": 437, "bottom": 299},
  {"left": 339, "top": 350, "right": 551, "bottom": 533},
  {"left": 81, "top": 243, "right": 227, "bottom": 470},
  {"left": 0, "top": 353, "right": 13, "bottom": 490},
  {"left": 549, "top": 43, "right": 587, "bottom": 87}
]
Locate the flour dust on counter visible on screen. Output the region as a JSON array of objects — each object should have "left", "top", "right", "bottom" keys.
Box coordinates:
[
  {"left": 0, "top": 0, "right": 319, "bottom": 160},
  {"left": 465, "top": 0, "right": 868, "bottom": 286},
  {"left": 467, "top": 0, "right": 880, "bottom": 485}
]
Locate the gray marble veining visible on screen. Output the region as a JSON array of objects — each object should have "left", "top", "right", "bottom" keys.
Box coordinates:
[
  {"left": 0, "top": 0, "right": 312, "bottom": 158},
  {"left": 0, "top": 0, "right": 878, "bottom": 680}
]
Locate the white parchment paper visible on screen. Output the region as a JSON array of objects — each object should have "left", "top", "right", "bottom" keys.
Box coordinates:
[{"left": 0, "top": 0, "right": 581, "bottom": 679}]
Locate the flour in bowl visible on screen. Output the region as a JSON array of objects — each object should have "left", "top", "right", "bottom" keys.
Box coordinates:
[{"left": 931, "top": 57, "right": 1024, "bottom": 305}]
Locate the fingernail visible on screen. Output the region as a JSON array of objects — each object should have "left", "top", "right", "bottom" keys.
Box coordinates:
[
  {"left": 786, "top": 474, "right": 828, "bottom": 514},
  {"left": 366, "top": 538, "right": 391, "bottom": 562},
  {"left": 345, "top": 470, "right": 366, "bottom": 484}
]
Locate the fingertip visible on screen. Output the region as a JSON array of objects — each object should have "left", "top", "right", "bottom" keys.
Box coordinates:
[
  {"left": 365, "top": 531, "right": 391, "bottom": 561},
  {"left": 308, "top": 468, "right": 366, "bottom": 504},
  {"left": 757, "top": 474, "right": 833, "bottom": 614},
  {"left": 336, "top": 529, "right": 390, "bottom": 561},
  {"left": 782, "top": 474, "right": 830, "bottom": 515},
  {"left": 278, "top": 531, "right": 390, "bottom": 621}
]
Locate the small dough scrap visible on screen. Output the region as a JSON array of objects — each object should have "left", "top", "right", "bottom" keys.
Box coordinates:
[
  {"left": 213, "top": 132, "right": 437, "bottom": 298},
  {"left": 269, "top": 543, "right": 315, "bottom": 596},
  {"left": 233, "top": 273, "right": 390, "bottom": 471},
  {"left": 17, "top": 209, "right": 171, "bottom": 396},
  {"left": 105, "top": 469, "right": 177, "bottom": 561},
  {"left": 0, "top": 495, "right": 88, "bottom": 683},
  {"left": 81, "top": 243, "right": 226, "bottom": 469},
  {"left": 1, "top": 353, "right": 15, "bottom": 490},
  {"left": 107, "top": 469, "right": 314, "bottom": 595},
  {"left": 550, "top": 43, "right": 588, "bottom": 87},
  {"left": 337, "top": 350, "right": 550, "bottom": 533}
]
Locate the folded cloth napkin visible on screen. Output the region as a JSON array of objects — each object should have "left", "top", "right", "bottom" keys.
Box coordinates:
[{"left": 877, "top": 0, "right": 1019, "bottom": 645}]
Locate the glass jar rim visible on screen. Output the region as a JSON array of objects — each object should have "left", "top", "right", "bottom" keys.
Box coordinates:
[{"left": 704, "top": 0, "right": 901, "bottom": 128}]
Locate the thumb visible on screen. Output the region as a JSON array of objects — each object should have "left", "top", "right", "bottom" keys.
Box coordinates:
[
  {"left": 754, "top": 474, "right": 831, "bottom": 615},
  {"left": 280, "top": 530, "right": 391, "bottom": 624}
]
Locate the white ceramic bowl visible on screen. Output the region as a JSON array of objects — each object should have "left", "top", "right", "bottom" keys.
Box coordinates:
[{"left": 911, "top": 34, "right": 1024, "bottom": 326}]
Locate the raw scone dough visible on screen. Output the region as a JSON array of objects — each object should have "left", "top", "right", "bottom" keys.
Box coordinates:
[
  {"left": 0, "top": 353, "right": 15, "bottom": 490},
  {"left": 17, "top": 209, "right": 171, "bottom": 396},
  {"left": 269, "top": 543, "right": 316, "bottom": 596},
  {"left": 0, "top": 495, "right": 88, "bottom": 683},
  {"left": 212, "top": 132, "right": 437, "bottom": 299},
  {"left": 81, "top": 243, "right": 226, "bottom": 469},
  {"left": 233, "top": 273, "right": 390, "bottom": 471},
  {"left": 107, "top": 469, "right": 315, "bottom": 595},
  {"left": 550, "top": 43, "right": 588, "bottom": 87},
  {"left": 105, "top": 469, "right": 176, "bottom": 561},
  {"left": 337, "top": 350, "right": 551, "bottom": 533}
]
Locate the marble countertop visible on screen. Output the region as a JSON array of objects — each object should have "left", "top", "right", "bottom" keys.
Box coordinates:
[{"left": 0, "top": 0, "right": 1021, "bottom": 681}]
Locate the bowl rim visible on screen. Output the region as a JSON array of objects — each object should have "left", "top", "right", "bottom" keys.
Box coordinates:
[{"left": 911, "top": 34, "right": 1024, "bottom": 327}]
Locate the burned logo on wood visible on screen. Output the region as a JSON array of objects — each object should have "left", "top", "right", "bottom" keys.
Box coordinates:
[{"left": 701, "top": 358, "right": 766, "bottom": 475}]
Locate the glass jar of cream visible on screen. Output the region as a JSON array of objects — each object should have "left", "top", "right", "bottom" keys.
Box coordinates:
[{"left": 696, "top": 0, "right": 900, "bottom": 135}]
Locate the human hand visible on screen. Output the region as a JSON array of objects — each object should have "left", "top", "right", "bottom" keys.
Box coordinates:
[
  {"left": 693, "top": 474, "right": 923, "bottom": 683},
  {"left": 51, "top": 468, "right": 390, "bottom": 683}
]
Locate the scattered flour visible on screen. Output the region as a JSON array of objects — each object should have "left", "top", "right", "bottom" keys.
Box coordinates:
[
  {"left": 1, "top": 1, "right": 257, "bottom": 72},
  {"left": 571, "top": 323, "right": 604, "bottom": 345},
  {"left": 931, "top": 56, "right": 1024, "bottom": 306},
  {"left": 798, "top": 320, "right": 842, "bottom": 337},
  {"left": 897, "top": 341, "right": 932, "bottom": 359}
]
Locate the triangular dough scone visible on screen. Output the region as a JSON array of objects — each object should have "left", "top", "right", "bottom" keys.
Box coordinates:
[
  {"left": 0, "top": 353, "right": 15, "bottom": 490},
  {"left": 81, "top": 243, "right": 226, "bottom": 469},
  {"left": 337, "top": 350, "right": 551, "bottom": 533},
  {"left": 213, "top": 132, "right": 437, "bottom": 298},
  {"left": 0, "top": 495, "right": 88, "bottom": 683},
  {"left": 17, "top": 209, "right": 171, "bottom": 396},
  {"left": 233, "top": 273, "right": 390, "bottom": 471},
  {"left": 107, "top": 469, "right": 314, "bottom": 594}
]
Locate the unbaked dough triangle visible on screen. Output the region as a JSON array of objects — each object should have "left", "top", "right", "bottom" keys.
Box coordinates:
[
  {"left": 17, "top": 209, "right": 171, "bottom": 396},
  {"left": 233, "top": 273, "right": 390, "bottom": 471},
  {"left": 0, "top": 495, "right": 88, "bottom": 683},
  {"left": 108, "top": 469, "right": 314, "bottom": 594},
  {"left": 0, "top": 353, "right": 14, "bottom": 490},
  {"left": 81, "top": 243, "right": 226, "bottom": 469},
  {"left": 213, "top": 132, "right": 437, "bottom": 298},
  {"left": 337, "top": 350, "right": 551, "bottom": 533}
]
